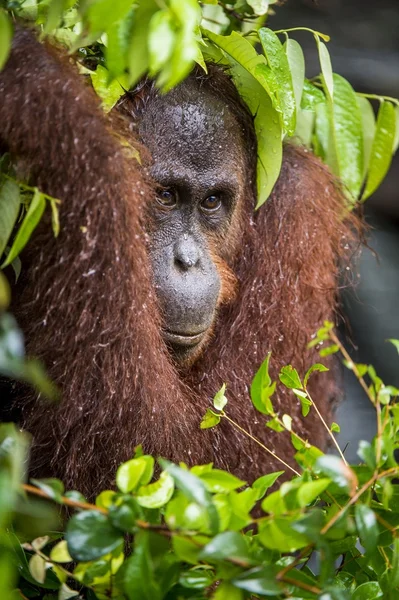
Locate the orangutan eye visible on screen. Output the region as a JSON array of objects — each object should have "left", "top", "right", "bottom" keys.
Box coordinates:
[
  {"left": 201, "top": 195, "right": 222, "bottom": 213},
  {"left": 157, "top": 189, "right": 177, "bottom": 208}
]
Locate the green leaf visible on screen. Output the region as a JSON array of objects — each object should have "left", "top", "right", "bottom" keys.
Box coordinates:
[
  {"left": 301, "top": 79, "right": 326, "bottom": 110},
  {"left": 203, "top": 29, "right": 282, "bottom": 207},
  {"left": 315, "top": 38, "right": 333, "bottom": 101},
  {"left": 331, "top": 74, "right": 364, "bottom": 198},
  {"left": 29, "top": 553, "right": 46, "bottom": 584},
  {"left": 109, "top": 496, "right": 142, "bottom": 532},
  {"left": 250, "top": 352, "right": 276, "bottom": 415},
  {"left": 357, "top": 440, "right": 376, "bottom": 470},
  {"left": 246, "top": 0, "right": 272, "bottom": 16},
  {"left": 259, "top": 517, "right": 309, "bottom": 551},
  {"left": 357, "top": 96, "right": 376, "bottom": 179},
  {"left": 160, "top": 460, "right": 219, "bottom": 533},
  {"left": 252, "top": 471, "right": 284, "bottom": 500},
  {"left": 136, "top": 471, "right": 174, "bottom": 508},
  {"left": 199, "top": 531, "right": 251, "bottom": 563},
  {"left": 284, "top": 38, "right": 305, "bottom": 118},
  {"left": 116, "top": 455, "right": 154, "bottom": 493},
  {"left": 232, "top": 566, "right": 282, "bottom": 596},
  {"left": 0, "top": 177, "right": 21, "bottom": 258},
  {"left": 0, "top": 272, "right": 10, "bottom": 310},
  {"left": 85, "top": 0, "right": 133, "bottom": 34},
  {"left": 387, "top": 338, "right": 399, "bottom": 354},
  {"left": 50, "top": 541, "right": 72, "bottom": 563},
  {"left": 127, "top": 0, "right": 157, "bottom": 87},
  {"left": 352, "top": 582, "right": 383, "bottom": 600},
  {"left": 355, "top": 504, "right": 379, "bottom": 557},
  {"left": 119, "top": 532, "right": 161, "bottom": 600},
  {"left": 362, "top": 101, "right": 397, "bottom": 201},
  {"left": 0, "top": 10, "right": 12, "bottom": 71},
  {"left": 393, "top": 104, "right": 399, "bottom": 153},
  {"left": 297, "top": 478, "right": 331, "bottom": 507},
  {"left": 66, "top": 511, "right": 123, "bottom": 562},
  {"left": 319, "top": 344, "right": 339, "bottom": 357},
  {"left": 279, "top": 365, "right": 302, "bottom": 389},
  {"left": 200, "top": 408, "right": 221, "bottom": 429},
  {"left": 105, "top": 13, "right": 134, "bottom": 79},
  {"left": 316, "top": 455, "right": 357, "bottom": 494},
  {"left": 258, "top": 28, "right": 296, "bottom": 135},
  {"left": 90, "top": 65, "right": 126, "bottom": 112},
  {"left": 212, "top": 582, "right": 244, "bottom": 600},
  {"left": 304, "top": 363, "right": 329, "bottom": 388},
  {"left": 179, "top": 569, "right": 213, "bottom": 589},
  {"left": 330, "top": 422, "right": 340, "bottom": 433},
  {"left": 266, "top": 416, "right": 284, "bottom": 432},
  {"left": 148, "top": 9, "right": 176, "bottom": 74},
  {"left": 213, "top": 383, "right": 227, "bottom": 411},
  {"left": 44, "top": 0, "right": 68, "bottom": 35},
  {"left": 199, "top": 469, "right": 245, "bottom": 493},
  {"left": 30, "top": 478, "right": 64, "bottom": 503},
  {"left": 2, "top": 188, "right": 46, "bottom": 267},
  {"left": 172, "top": 535, "right": 202, "bottom": 564}
]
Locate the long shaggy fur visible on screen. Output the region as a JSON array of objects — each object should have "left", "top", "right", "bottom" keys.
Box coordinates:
[{"left": 1, "top": 30, "right": 359, "bottom": 497}]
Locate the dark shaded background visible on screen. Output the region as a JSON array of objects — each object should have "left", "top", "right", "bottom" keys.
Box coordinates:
[{"left": 271, "top": 0, "right": 399, "bottom": 461}]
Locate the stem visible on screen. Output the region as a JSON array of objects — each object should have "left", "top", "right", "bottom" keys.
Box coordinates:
[
  {"left": 321, "top": 467, "right": 399, "bottom": 535},
  {"left": 329, "top": 331, "right": 374, "bottom": 405},
  {"left": 305, "top": 387, "right": 348, "bottom": 465},
  {"left": 272, "top": 27, "right": 330, "bottom": 41},
  {"left": 356, "top": 91, "right": 399, "bottom": 105},
  {"left": 222, "top": 413, "right": 301, "bottom": 476},
  {"left": 22, "top": 483, "right": 108, "bottom": 514}
]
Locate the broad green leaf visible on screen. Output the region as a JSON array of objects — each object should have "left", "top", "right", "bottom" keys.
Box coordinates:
[
  {"left": 213, "top": 383, "right": 227, "bottom": 411},
  {"left": 0, "top": 178, "right": 20, "bottom": 258},
  {"left": 127, "top": 0, "right": 158, "bottom": 87},
  {"left": 0, "top": 10, "right": 12, "bottom": 71},
  {"left": 279, "top": 365, "right": 302, "bottom": 389},
  {"left": 0, "top": 272, "right": 10, "bottom": 310},
  {"left": 179, "top": 569, "right": 213, "bottom": 589},
  {"left": 116, "top": 456, "right": 154, "bottom": 493},
  {"left": 388, "top": 537, "right": 399, "bottom": 589},
  {"left": 355, "top": 504, "right": 379, "bottom": 557},
  {"left": 316, "top": 455, "right": 357, "bottom": 495},
  {"left": 388, "top": 338, "right": 399, "bottom": 354},
  {"left": 156, "top": 0, "right": 201, "bottom": 91},
  {"left": 247, "top": 0, "right": 274, "bottom": 16},
  {"left": 250, "top": 352, "right": 275, "bottom": 415},
  {"left": 105, "top": 14, "right": 134, "bottom": 80},
  {"left": 213, "top": 582, "right": 244, "bottom": 600},
  {"left": 44, "top": 0, "right": 68, "bottom": 35},
  {"left": 315, "top": 38, "right": 333, "bottom": 101},
  {"left": 30, "top": 478, "right": 64, "bottom": 503},
  {"left": 393, "top": 104, "right": 399, "bottom": 153},
  {"left": 199, "top": 531, "right": 251, "bottom": 563},
  {"left": 148, "top": 9, "right": 176, "bottom": 74},
  {"left": 331, "top": 422, "right": 340, "bottom": 433},
  {"left": 119, "top": 532, "right": 161, "bottom": 600},
  {"left": 252, "top": 471, "right": 284, "bottom": 500},
  {"left": 357, "top": 440, "right": 376, "bottom": 470},
  {"left": 259, "top": 517, "right": 309, "bottom": 552},
  {"left": 232, "top": 566, "right": 282, "bottom": 596},
  {"left": 2, "top": 188, "right": 46, "bottom": 267},
  {"left": 203, "top": 30, "right": 282, "bottom": 207},
  {"left": 172, "top": 535, "right": 202, "bottom": 564},
  {"left": 362, "top": 101, "right": 396, "bottom": 201},
  {"left": 304, "top": 363, "right": 329, "bottom": 388},
  {"left": 90, "top": 65, "right": 125, "bottom": 112},
  {"left": 357, "top": 96, "right": 376, "bottom": 179},
  {"left": 160, "top": 460, "right": 219, "bottom": 533},
  {"left": 200, "top": 408, "right": 221, "bottom": 429},
  {"left": 66, "top": 511, "right": 123, "bottom": 562},
  {"left": 136, "top": 471, "right": 174, "bottom": 508},
  {"left": 266, "top": 416, "right": 284, "bottom": 432},
  {"left": 352, "top": 582, "right": 383, "bottom": 600},
  {"left": 301, "top": 79, "right": 326, "bottom": 110},
  {"left": 331, "top": 74, "right": 364, "bottom": 198},
  {"left": 29, "top": 554, "right": 46, "bottom": 584},
  {"left": 297, "top": 478, "right": 331, "bottom": 507},
  {"left": 109, "top": 496, "right": 142, "bottom": 531},
  {"left": 199, "top": 469, "right": 245, "bottom": 493},
  {"left": 319, "top": 344, "right": 339, "bottom": 357},
  {"left": 295, "top": 109, "right": 315, "bottom": 146},
  {"left": 284, "top": 38, "right": 305, "bottom": 117},
  {"left": 85, "top": 0, "right": 133, "bottom": 34},
  {"left": 50, "top": 541, "right": 72, "bottom": 563},
  {"left": 258, "top": 28, "right": 296, "bottom": 135}
]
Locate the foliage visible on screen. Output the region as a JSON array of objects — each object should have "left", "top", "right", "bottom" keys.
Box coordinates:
[{"left": 1, "top": 326, "right": 399, "bottom": 599}]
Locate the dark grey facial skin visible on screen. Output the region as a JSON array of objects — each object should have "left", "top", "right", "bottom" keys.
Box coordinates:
[{"left": 139, "top": 78, "right": 246, "bottom": 364}]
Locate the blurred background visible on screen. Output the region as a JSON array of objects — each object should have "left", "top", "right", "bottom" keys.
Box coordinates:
[{"left": 271, "top": 0, "right": 399, "bottom": 462}]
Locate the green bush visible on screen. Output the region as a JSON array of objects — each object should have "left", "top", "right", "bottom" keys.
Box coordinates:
[{"left": 2, "top": 323, "right": 399, "bottom": 599}]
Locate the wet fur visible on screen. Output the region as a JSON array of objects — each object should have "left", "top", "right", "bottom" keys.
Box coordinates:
[{"left": 1, "top": 30, "right": 359, "bottom": 497}]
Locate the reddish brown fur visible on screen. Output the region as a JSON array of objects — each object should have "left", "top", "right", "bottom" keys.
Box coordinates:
[{"left": 1, "top": 30, "right": 359, "bottom": 498}]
